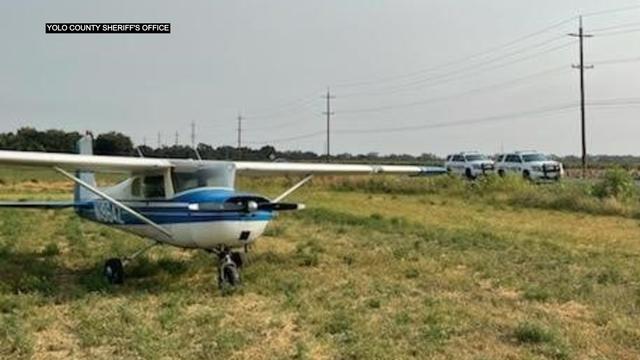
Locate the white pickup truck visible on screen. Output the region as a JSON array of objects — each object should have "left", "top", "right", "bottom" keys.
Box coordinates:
[
  {"left": 444, "top": 151, "right": 495, "bottom": 179},
  {"left": 495, "top": 151, "right": 564, "bottom": 180}
]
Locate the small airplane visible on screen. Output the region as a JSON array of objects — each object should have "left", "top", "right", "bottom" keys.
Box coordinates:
[{"left": 0, "top": 135, "right": 445, "bottom": 289}]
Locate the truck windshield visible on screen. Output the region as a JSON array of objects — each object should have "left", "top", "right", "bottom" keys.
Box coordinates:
[
  {"left": 522, "top": 154, "right": 548, "bottom": 162},
  {"left": 465, "top": 154, "right": 487, "bottom": 161}
]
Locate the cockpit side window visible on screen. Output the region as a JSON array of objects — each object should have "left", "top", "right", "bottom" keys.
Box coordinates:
[
  {"left": 143, "top": 175, "right": 165, "bottom": 198},
  {"left": 131, "top": 177, "right": 141, "bottom": 197}
]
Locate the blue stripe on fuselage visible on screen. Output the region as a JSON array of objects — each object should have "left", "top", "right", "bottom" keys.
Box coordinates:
[{"left": 75, "top": 188, "right": 274, "bottom": 225}]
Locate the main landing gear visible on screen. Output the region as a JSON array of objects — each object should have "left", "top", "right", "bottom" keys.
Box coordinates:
[
  {"left": 103, "top": 241, "right": 160, "bottom": 284},
  {"left": 102, "top": 242, "right": 248, "bottom": 291}
]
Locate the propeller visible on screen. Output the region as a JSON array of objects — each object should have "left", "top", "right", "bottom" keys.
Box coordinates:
[{"left": 188, "top": 200, "right": 304, "bottom": 212}]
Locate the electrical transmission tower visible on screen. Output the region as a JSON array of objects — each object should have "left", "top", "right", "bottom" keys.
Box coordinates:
[
  {"left": 569, "top": 16, "right": 593, "bottom": 178},
  {"left": 322, "top": 88, "right": 335, "bottom": 161}
]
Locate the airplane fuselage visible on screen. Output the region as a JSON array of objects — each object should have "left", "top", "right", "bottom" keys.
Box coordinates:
[{"left": 74, "top": 188, "right": 274, "bottom": 249}]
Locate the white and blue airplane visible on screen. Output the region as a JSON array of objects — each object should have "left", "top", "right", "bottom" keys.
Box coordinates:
[{"left": 0, "top": 135, "right": 445, "bottom": 288}]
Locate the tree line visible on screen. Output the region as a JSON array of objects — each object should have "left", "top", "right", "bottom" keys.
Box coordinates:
[
  {"left": 1, "top": 127, "right": 638, "bottom": 168},
  {"left": 0, "top": 127, "right": 441, "bottom": 165}
]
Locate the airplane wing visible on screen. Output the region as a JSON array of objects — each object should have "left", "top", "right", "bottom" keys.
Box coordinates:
[
  {"left": 0, "top": 150, "right": 171, "bottom": 172},
  {"left": 233, "top": 161, "right": 446, "bottom": 176},
  {"left": 0, "top": 149, "right": 445, "bottom": 176}
]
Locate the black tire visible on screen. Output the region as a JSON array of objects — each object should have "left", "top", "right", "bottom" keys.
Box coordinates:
[
  {"left": 230, "top": 251, "right": 246, "bottom": 268},
  {"left": 465, "top": 168, "right": 475, "bottom": 180},
  {"left": 104, "top": 258, "right": 124, "bottom": 284},
  {"left": 498, "top": 169, "right": 505, "bottom": 177},
  {"left": 523, "top": 170, "right": 531, "bottom": 180},
  {"left": 218, "top": 256, "right": 241, "bottom": 289}
]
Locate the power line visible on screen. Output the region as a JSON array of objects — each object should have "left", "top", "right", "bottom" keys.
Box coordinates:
[
  {"left": 241, "top": 120, "right": 300, "bottom": 132},
  {"left": 582, "top": 4, "right": 640, "bottom": 17},
  {"left": 335, "top": 102, "right": 578, "bottom": 134},
  {"left": 243, "top": 99, "right": 640, "bottom": 146},
  {"left": 243, "top": 92, "right": 321, "bottom": 120},
  {"left": 592, "top": 55, "right": 640, "bottom": 65},
  {"left": 333, "top": 16, "right": 576, "bottom": 89},
  {"left": 245, "top": 130, "right": 326, "bottom": 145},
  {"left": 588, "top": 97, "right": 640, "bottom": 106},
  {"left": 591, "top": 27, "right": 640, "bottom": 37},
  {"left": 340, "top": 39, "right": 575, "bottom": 98},
  {"left": 590, "top": 21, "right": 640, "bottom": 32},
  {"left": 339, "top": 65, "right": 569, "bottom": 115}
]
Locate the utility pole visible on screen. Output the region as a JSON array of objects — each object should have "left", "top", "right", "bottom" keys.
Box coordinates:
[
  {"left": 569, "top": 16, "right": 593, "bottom": 178},
  {"left": 322, "top": 88, "right": 335, "bottom": 161},
  {"left": 157, "top": 132, "right": 162, "bottom": 148},
  {"left": 190, "top": 121, "right": 196, "bottom": 148},
  {"left": 236, "top": 113, "right": 243, "bottom": 160},
  {"left": 236, "top": 113, "right": 243, "bottom": 149},
  {"left": 174, "top": 131, "right": 179, "bottom": 146}
]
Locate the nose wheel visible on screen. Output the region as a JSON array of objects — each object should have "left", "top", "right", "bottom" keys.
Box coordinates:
[
  {"left": 104, "top": 258, "right": 124, "bottom": 284},
  {"left": 217, "top": 249, "right": 244, "bottom": 290}
]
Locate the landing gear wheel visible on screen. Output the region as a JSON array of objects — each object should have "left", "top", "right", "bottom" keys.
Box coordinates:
[
  {"left": 104, "top": 258, "right": 124, "bottom": 284},
  {"left": 218, "top": 253, "right": 241, "bottom": 290},
  {"left": 231, "top": 251, "right": 247, "bottom": 268},
  {"left": 465, "top": 168, "right": 475, "bottom": 180}
]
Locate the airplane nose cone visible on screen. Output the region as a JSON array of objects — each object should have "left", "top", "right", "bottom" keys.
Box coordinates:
[{"left": 247, "top": 201, "right": 259, "bottom": 212}]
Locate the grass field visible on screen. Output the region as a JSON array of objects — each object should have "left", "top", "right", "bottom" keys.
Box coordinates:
[{"left": 1, "top": 171, "right": 640, "bottom": 359}]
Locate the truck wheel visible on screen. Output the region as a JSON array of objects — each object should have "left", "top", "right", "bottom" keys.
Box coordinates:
[
  {"left": 498, "top": 169, "right": 505, "bottom": 177},
  {"left": 465, "top": 168, "right": 475, "bottom": 180},
  {"left": 523, "top": 170, "right": 531, "bottom": 180}
]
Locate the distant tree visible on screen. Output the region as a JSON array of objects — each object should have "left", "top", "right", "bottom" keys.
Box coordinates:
[{"left": 94, "top": 132, "right": 134, "bottom": 156}]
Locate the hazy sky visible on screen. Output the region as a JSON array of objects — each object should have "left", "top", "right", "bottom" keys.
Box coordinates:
[{"left": 1, "top": 0, "right": 639, "bottom": 156}]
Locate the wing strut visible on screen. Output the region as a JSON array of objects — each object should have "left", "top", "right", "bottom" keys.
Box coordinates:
[
  {"left": 273, "top": 174, "right": 313, "bottom": 202},
  {"left": 53, "top": 167, "right": 173, "bottom": 240}
]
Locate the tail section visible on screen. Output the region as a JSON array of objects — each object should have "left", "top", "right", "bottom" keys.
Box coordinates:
[{"left": 74, "top": 134, "right": 97, "bottom": 202}]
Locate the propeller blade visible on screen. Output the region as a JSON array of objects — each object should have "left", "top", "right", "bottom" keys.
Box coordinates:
[
  {"left": 193, "top": 202, "right": 247, "bottom": 212},
  {"left": 257, "top": 202, "right": 305, "bottom": 211}
]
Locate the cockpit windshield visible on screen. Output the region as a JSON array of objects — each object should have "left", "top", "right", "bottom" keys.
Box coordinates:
[{"left": 172, "top": 166, "right": 234, "bottom": 193}]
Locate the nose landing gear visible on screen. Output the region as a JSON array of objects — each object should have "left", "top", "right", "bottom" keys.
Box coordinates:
[{"left": 215, "top": 248, "right": 246, "bottom": 290}]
